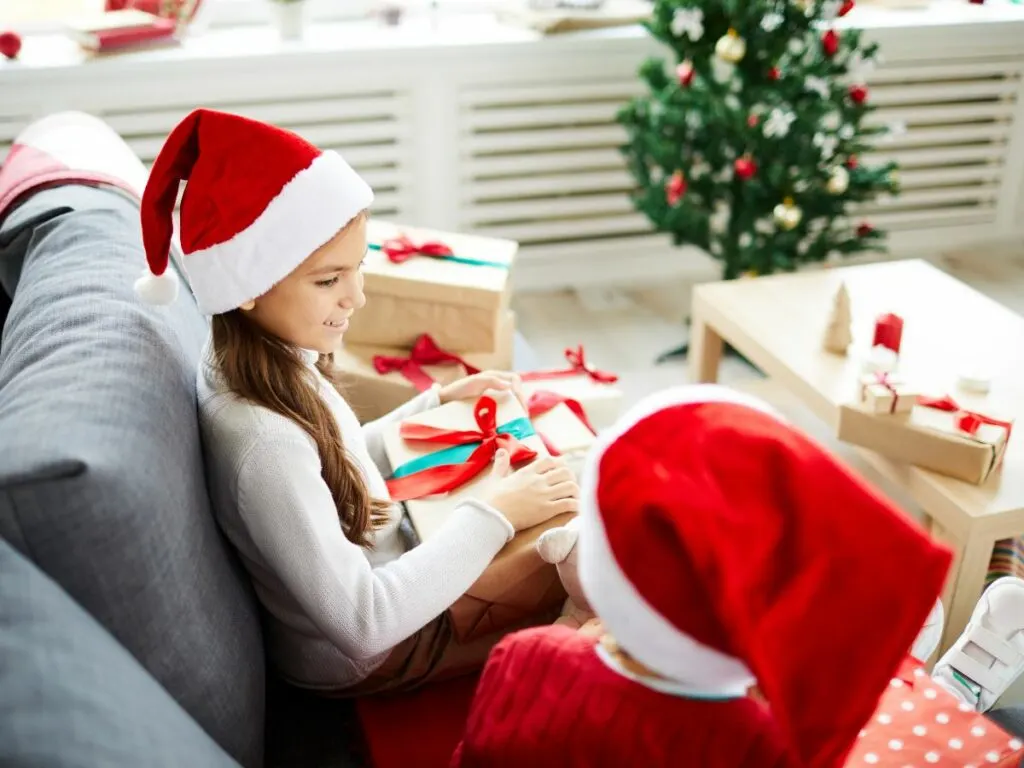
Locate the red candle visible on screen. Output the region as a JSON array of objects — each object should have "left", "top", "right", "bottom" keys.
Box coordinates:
[{"left": 872, "top": 312, "right": 904, "bottom": 354}]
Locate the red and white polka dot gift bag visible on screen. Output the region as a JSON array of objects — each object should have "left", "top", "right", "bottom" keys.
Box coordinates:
[{"left": 845, "top": 657, "right": 1024, "bottom": 767}]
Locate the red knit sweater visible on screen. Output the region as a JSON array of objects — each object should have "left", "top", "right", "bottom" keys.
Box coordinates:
[{"left": 451, "top": 625, "right": 794, "bottom": 768}]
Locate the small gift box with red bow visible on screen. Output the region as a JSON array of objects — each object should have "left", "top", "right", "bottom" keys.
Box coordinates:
[
  {"left": 521, "top": 346, "right": 624, "bottom": 432},
  {"left": 344, "top": 220, "right": 518, "bottom": 354},
  {"left": 845, "top": 656, "right": 1024, "bottom": 767},
  {"left": 859, "top": 372, "right": 919, "bottom": 415},
  {"left": 332, "top": 312, "right": 515, "bottom": 424},
  {"left": 838, "top": 394, "right": 1013, "bottom": 485},
  {"left": 381, "top": 392, "right": 593, "bottom": 642}
]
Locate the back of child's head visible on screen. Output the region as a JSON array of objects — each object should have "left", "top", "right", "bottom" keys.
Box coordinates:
[{"left": 576, "top": 384, "right": 953, "bottom": 768}]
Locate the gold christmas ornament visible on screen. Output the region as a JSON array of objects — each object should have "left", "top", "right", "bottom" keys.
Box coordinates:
[
  {"left": 773, "top": 197, "right": 803, "bottom": 230},
  {"left": 794, "top": 0, "right": 812, "bottom": 9},
  {"left": 715, "top": 28, "right": 747, "bottom": 65},
  {"left": 827, "top": 166, "right": 850, "bottom": 195}
]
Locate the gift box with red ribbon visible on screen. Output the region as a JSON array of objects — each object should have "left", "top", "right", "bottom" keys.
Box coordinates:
[
  {"left": 344, "top": 220, "right": 518, "bottom": 354},
  {"left": 859, "top": 371, "right": 919, "bottom": 415},
  {"left": 844, "top": 656, "right": 1024, "bottom": 767},
  {"left": 332, "top": 312, "right": 515, "bottom": 424},
  {"left": 837, "top": 393, "right": 1013, "bottom": 485},
  {"left": 381, "top": 393, "right": 591, "bottom": 642},
  {"left": 521, "top": 346, "right": 624, "bottom": 432}
]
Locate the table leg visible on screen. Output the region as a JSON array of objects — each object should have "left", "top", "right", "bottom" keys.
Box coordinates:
[
  {"left": 689, "top": 314, "right": 724, "bottom": 384},
  {"left": 930, "top": 521, "right": 994, "bottom": 657}
]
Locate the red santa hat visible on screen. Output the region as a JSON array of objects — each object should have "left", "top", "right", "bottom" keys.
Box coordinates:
[
  {"left": 578, "top": 384, "right": 953, "bottom": 768},
  {"left": 135, "top": 108, "right": 373, "bottom": 315}
]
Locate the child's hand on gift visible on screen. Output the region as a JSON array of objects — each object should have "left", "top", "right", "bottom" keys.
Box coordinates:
[
  {"left": 438, "top": 370, "right": 526, "bottom": 409},
  {"left": 481, "top": 451, "right": 579, "bottom": 531}
]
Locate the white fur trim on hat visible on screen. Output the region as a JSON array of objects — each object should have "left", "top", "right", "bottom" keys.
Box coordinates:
[
  {"left": 183, "top": 150, "right": 372, "bottom": 315},
  {"left": 577, "top": 384, "right": 782, "bottom": 689}
]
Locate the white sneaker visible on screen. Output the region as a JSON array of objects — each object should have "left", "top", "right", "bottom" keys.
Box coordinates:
[
  {"left": 911, "top": 598, "right": 945, "bottom": 663},
  {"left": 932, "top": 577, "right": 1024, "bottom": 712}
]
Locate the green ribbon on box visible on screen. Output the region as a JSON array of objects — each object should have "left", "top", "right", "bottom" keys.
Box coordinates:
[
  {"left": 369, "top": 236, "right": 509, "bottom": 269},
  {"left": 391, "top": 417, "right": 535, "bottom": 479}
]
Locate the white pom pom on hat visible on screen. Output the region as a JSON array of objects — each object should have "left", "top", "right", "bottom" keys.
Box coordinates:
[
  {"left": 133, "top": 268, "right": 179, "bottom": 306},
  {"left": 135, "top": 108, "right": 373, "bottom": 313}
]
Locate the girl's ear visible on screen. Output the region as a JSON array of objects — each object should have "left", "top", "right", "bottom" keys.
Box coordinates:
[{"left": 239, "top": 300, "right": 256, "bottom": 311}]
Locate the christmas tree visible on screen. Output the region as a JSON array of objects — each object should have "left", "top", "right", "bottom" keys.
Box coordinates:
[{"left": 617, "top": 0, "right": 902, "bottom": 280}]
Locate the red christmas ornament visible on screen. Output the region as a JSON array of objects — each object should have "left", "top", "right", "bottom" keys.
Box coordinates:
[
  {"left": 676, "top": 61, "right": 695, "bottom": 87},
  {"left": 768, "top": 66, "right": 781, "bottom": 81},
  {"left": 747, "top": 113, "right": 760, "bottom": 128},
  {"left": 0, "top": 30, "right": 22, "bottom": 60},
  {"left": 872, "top": 312, "right": 904, "bottom": 355},
  {"left": 822, "top": 29, "right": 840, "bottom": 58},
  {"left": 839, "top": 0, "right": 856, "bottom": 16},
  {"left": 665, "top": 171, "right": 687, "bottom": 206},
  {"left": 849, "top": 84, "right": 869, "bottom": 105},
  {"left": 734, "top": 155, "right": 758, "bottom": 181},
  {"left": 846, "top": 155, "right": 859, "bottom": 170},
  {"left": 856, "top": 221, "right": 874, "bottom": 238}
]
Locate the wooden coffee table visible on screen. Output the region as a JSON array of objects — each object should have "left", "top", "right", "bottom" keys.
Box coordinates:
[{"left": 689, "top": 258, "right": 1024, "bottom": 656}]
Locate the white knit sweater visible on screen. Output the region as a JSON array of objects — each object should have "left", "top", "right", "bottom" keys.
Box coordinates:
[{"left": 196, "top": 342, "right": 514, "bottom": 691}]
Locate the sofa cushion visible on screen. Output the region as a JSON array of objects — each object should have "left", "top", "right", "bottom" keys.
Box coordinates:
[
  {"left": 0, "top": 536, "right": 241, "bottom": 767},
  {"left": 0, "top": 187, "right": 265, "bottom": 767}
]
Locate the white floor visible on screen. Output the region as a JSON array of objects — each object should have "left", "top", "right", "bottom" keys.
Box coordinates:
[{"left": 511, "top": 246, "right": 1024, "bottom": 709}]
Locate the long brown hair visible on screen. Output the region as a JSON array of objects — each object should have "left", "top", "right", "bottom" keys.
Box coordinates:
[{"left": 210, "top": 313, "right": 390, "bottom": 547}]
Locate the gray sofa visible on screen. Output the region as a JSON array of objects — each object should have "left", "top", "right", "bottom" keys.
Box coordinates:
[{"left": 0, "top": 188, "right": 366, "bottom": 767}]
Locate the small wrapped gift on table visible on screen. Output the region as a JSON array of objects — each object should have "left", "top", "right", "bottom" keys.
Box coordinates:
[
  {"left": 845, "top": 656, "right": 1024, "bottom": 767},
  {"left": 837, "top": 394, "right": 1013, "bottom": 485},
  {"left": 334, "top": 312, "right": 515, "bottom": 424},
  {"left": 344, "top": 220, "right": 518, "bottom": 354},
  {"left": 382, "top": 393, "right": 593, "bottom": 642},
  {"left": 521, "top": 345, "right": 623, "bottom": 432},
  {"left": 859, "top": 371, "right": 919, "bottom": 415}
]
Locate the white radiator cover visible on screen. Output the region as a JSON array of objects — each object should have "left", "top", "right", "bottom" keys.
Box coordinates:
[{"left": 1, "top": 10, "right": 1023, "bottom": 291}]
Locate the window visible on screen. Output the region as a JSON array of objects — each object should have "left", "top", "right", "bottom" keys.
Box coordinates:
[
  {"left": 0, "top": 0, "right": 504, "bottom": 33},
  {"left": 0, "top": 0, "right": 105, "bottom": 27}
]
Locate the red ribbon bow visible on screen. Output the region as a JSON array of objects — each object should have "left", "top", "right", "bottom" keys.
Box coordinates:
[
  {"left": 521, "top": 345, "right": 619, "bottom": 385},
  {"left": 915, "top": 395, "right": 1013, "bottom": 440},
  {"left": 526, "top": 390, "right": 597, "bottom": 456},
  {"left": 385, "top": 396, "right": 537, "bottom": 502},
  {"left": 373, "top": 334, "right": 481, "bottom": 392},
  {"left": 380, "top": 235, "right": 454, "bottom": 265}
]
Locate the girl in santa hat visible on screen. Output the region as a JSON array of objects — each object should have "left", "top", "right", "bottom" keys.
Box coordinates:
[
  {"left": 134, "top": 108, "right": 578, "bottom": 694},
  {"left": 452, "top": 384, "right": 958, "bottom": 768}
]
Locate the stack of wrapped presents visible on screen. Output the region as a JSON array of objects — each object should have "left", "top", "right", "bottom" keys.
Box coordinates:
[
  {"left": 333, "top": 219, "right": 625, "bottom": 638},
  {"left": 838, "top": 370, "right": 1013, "bottom": 487}
]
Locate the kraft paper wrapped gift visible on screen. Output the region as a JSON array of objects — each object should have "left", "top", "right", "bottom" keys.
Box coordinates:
[
  {"left": 335, "top": 312, "right": 516, "bottom": 424},
  {"left": 845, "top": 656, "right": 1024, "bottom": 767},
  {"left": 382, "top": 393, "right": 593, "bottom": 642},
  {"left": 527, "top": 390, "right": 599, "bottom": 477},
  {"left": 837, "top": 395, "right": 1013, "bottom": 485},
  {"left": 858, "top": 371, "right": 919, "bottom": 415},
  {"left": 521, "top": 345, "right": 623, "bottom": 432},
  {"left": 344, "top": 220, "right": 518, "bottom": 354}
]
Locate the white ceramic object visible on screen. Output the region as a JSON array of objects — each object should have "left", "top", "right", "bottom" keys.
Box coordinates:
[{"left": 271, "top": 1, "right": 306, "bottom": 41}]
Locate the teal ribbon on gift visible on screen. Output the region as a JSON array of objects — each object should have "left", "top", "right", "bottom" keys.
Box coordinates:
[
  {"left": 391, "top": 417, "right": 535, "bottom": 479},
  {"left": 369, "top": 240, "right": 509, "bottom": 269}
]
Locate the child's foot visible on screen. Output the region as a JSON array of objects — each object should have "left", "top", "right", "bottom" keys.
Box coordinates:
[
  {"left": 911, "top": 598, "right": 945, "bottom": 663},
  {"left": 932, "top": 577, "right": 1024, "bottom": 712}
]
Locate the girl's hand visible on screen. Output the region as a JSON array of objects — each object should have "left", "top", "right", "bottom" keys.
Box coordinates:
[{"left": 438, "top": 370, "right": 526, "bottom": 408}]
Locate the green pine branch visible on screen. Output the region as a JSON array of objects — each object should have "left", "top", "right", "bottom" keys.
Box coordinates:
[{"left": 618, "top": 0, "right": 901, "bottom": 279}]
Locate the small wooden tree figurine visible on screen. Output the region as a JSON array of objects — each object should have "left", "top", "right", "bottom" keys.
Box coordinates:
[{"left": 823, "top": 282, "right": 853, "bottom": 355}]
